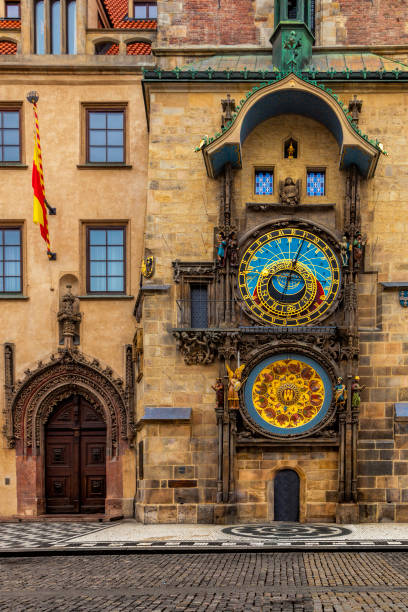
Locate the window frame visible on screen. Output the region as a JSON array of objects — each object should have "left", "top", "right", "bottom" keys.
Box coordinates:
[
  {"left": 189, "top": 282, "right": 209, "bottom": 329},
  {"left": 86, "top": 225, "right": 127, "bottom": 295},
  {"left": 0, "top": 106, "right": 22, "bottom": 165},
  {"left": 5, "top": 1, "right": 20, "bottom": 18},
  {"left": 0, "top": 226, "right": 23, "bottom": 295},
  {"left": 306, "top": 167, "right": 327, "bottom": 197},
  {"left": 254, "top": 166, "right": 275, "bottom": 197},
  {"left": 84, "top": 105, "right": 127, "bottom": 166},
  {"left": 133, "top": 1, "right": 157, "bottom": 19}
]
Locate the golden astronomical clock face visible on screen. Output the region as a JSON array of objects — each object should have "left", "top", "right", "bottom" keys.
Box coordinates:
[
  {"left": 244, "top": 355, "right": 332, "bottom": 435},
  {"left": 238, "top": 227, "right": 341, "bottom": 326}
]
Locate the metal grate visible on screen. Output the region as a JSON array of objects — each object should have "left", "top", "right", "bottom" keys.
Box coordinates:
[{"left": 190, "top": 284, "right": 208, "bottom": 328}]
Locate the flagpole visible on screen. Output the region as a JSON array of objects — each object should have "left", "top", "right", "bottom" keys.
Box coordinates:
[{"left": 26, "top": 91, "right": 56, "bottom": 260}]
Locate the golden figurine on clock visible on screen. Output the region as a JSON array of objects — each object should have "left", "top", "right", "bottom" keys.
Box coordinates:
[{"left": 238, "top": 227, "right": 341, "bottom": 326}]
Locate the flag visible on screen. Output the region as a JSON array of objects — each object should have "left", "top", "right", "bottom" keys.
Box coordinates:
[{"left": 31, "top": 101, "right": 53, "bottom": 258}]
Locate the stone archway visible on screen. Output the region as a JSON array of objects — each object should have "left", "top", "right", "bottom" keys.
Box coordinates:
[{"left": 6, "top": 348, "right": 135, "bottom": 518}]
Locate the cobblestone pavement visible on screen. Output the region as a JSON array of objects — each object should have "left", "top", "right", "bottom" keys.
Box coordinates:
[{"left": 1, "top": 551, "right": 408, "bottom": 611}]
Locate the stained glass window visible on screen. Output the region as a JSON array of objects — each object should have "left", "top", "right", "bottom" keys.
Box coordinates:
[
  {"left": 307, "top": 171, "right": 325, "bottom": 196},
  {"left": 255, "top": 170, "right": 274, "bottom": 195}
]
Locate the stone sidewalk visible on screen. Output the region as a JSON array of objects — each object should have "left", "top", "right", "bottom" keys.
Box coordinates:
[{"left": 1, "top": 520, "right": 408, "bottom": 552}]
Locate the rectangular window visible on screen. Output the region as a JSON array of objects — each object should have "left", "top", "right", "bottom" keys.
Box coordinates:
[
  {"left": 190, "top": 283, "right": 208, "bottom": 328},
  {"left": 134, "top": 2, "right": 157, "bottom": 18},
  {"left": 51, "top": 1, "right": 61, "bottom": 54},
  {"left": 0, "top": 228, "right": 22, "bottom": 293},
  {"left": 307, "top": 170, "right": 325, "bottom": 196},
  {"left": 0, "top": 109, "right": 20, "bottom": 163},
  {"left": 87, "top": 227, "right": 126, "bottom": 294},
  {"left": 87, "top": 110, "right": 125, "bottom": 164},
  {"left": 5, "top": 1, "right": 20, "bottom": 17},
  {"left": 67, "top": 0, "right": 76, "bottom": 55},
  {"left": 255, "top": 169, "right": 274, "bottom": 195},
  {"left": 35, "top": 0, "right": 45, "bottom": 54}
]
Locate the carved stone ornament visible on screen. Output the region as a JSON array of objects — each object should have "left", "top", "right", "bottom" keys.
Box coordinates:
[
  {"left": 172, "top": 260, "right": 215, "bottom": 284},
  {"left": 57, "top": 285, "right": 81, "bottom": 349},
  {"left": 5, "top": 348, "right": 135, "bottom": 451},
  {"left": 236, "top": 342, "right": 340, "bottom": 442},
  {"left": 279, "top": 177, "right": 301, "bottom": 206},
  {"left": 173, "top": 330, "right": 221, "bottom": 365}
]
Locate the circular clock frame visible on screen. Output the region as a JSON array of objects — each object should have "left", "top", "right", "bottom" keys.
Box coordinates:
[
  {"left": 237, "top": 220, "right": 342, "bottom": 327},
  {"left": 240, "top": 346, "right": 338, "bottom": 440}
]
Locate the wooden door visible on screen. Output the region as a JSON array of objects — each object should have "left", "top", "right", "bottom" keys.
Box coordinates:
[
  {"left": 45, "top": 396, "right": 106, "bottom": 514},
  {"left": 274, "top": 469, "right": 300, "bottom": 522}
]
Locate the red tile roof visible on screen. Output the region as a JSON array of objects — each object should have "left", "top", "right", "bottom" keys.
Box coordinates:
[
  {"left": 127, "top": 41, "right": 151, "bottom": 54},
  {"left": 0, "top": 40, "right": 17, "bottom": 54},
  {"left": 102, "top": 0, "right": 157, "bottom": 29},
  {"left": 101, "top": 41, "right": 151, "bottom": 55},
  {"left": 0, "top": 18, "right": 21, "bottom": 30}
]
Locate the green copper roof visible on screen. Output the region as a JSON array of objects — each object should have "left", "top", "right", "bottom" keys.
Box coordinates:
[{"left": 180, "top": 52, "right": 408, "bottom": 74}]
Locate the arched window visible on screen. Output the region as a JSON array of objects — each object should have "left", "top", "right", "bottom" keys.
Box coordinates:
[
  {"left": 67, "top": 1, "right": 76, "bottom": 55},
  {"left": 35, "top": 0, "right": 45, "bottom": 55},
  {"left": 51, "top": 1, "right": 61, "bottom": 55}
]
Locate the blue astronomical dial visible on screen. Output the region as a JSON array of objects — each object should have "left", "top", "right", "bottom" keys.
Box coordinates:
[{"left": 238, "top": 227, "right": 341, "bottom": 326}]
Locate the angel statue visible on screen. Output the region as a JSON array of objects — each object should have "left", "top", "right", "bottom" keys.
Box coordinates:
[{"left": 226, "top": 363, "right": 245, "bottom": 411}]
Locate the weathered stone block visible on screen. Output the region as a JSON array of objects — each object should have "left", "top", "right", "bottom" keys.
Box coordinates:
[
  {"left": 197, "top": 503, "right": 214, "bottom": 524},
  {"left": 359, "top": 503, "right": 377, "bottom": 523},
  {"left": 174, "top": 487, "right": 200, "bottom": 504},
  {"left": 378, "top": 503, "right": 395, "bottom": 522},
  {"left": 396, "top": 504, "right": 408, "bottom": 522},
  {"left": 357, "top": 461, "right": 393, "bottom": 476},
  {"left": 177, "top": 503, "right": 197, "bottom": 523}
]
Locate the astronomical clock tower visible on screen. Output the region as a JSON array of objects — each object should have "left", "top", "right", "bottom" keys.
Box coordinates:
[{"left": 166, "top": 1, "right": 383, "bottom": 525}]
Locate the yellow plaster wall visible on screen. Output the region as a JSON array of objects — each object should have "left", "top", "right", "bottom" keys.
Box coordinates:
[{"left": 0, "top": 72, "right": 147, "bottom": 515}]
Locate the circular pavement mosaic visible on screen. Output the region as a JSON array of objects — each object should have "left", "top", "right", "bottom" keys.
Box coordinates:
[{"left": 222, "top": 524, "right": 352, "bottom": 540}]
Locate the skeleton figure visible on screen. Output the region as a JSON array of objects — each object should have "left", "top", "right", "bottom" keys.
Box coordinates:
[{"left": 279, "top": 177, "right": 300, "bottom": 206}]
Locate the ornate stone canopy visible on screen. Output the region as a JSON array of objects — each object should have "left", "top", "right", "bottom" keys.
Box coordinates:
[{"left": 201, "top": 73, "right": 381, "bottom": 179}]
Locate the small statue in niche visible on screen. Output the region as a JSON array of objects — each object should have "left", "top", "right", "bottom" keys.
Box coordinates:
[
  {"left": 334, "top": 377, "right": 347, "bottom": 409},
  {"left": 284, "top": 138, "right": 298, "bottom": 159},
  {"left": 353, "top": 232, "right": 367, "bottom": 269},
  {"left": 212, "top": 378, "right": 225, "bottom": 410},
  {"left": 216, "top": 231, "right": 228, "bottom": 266},
  {"left": 351, "top": 376, "right": 365, "bottom": 410},
  {"left": 226, "top": 363, "right": 245, "bottom": 411},
  {"left": 340, "top": 235, "right": 351, "bottom": 268},
  {"left": 228, "top": 231, "right": 239, "bottom": 266},
  {"left": 279, "top": 177, "right": 301, "bottom": 206}
]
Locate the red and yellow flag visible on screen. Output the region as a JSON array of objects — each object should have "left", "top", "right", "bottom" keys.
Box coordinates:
[{"left": 31, "top": 102, "right": 53, "bottom": 258}]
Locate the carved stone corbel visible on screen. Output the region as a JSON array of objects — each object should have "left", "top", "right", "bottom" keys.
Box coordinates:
[{"left": 3, "top": 343, "right": 15, "bottom": 448}]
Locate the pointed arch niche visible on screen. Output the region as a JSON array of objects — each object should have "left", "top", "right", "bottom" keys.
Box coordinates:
[
  {"left": 202, "top": 74, "right": 380, "bottom": 180},
  {"left": 6, "top": 349, "right": 135, "bottom": 518}
]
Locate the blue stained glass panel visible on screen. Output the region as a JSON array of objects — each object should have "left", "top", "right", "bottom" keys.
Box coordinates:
[
  {"left": 255, "top": 170, "right": 273, "bottom": 195},
  {"left": 307, "top": 171, "right": 325, "bottom": 196}
]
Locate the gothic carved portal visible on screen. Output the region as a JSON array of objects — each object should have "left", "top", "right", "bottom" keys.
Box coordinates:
[{"left": 4, "top": 346, "right": 135, "bottom": 517}]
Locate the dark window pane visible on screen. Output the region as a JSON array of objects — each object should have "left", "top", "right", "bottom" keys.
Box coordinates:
[
  {"left": 3, "top": 112, "right": 19, "bottom": 128},
  {"left": 107, "top": 277, "right": 124, "bottom": 292},
  {"left": 4, "top": 229, "right": 21, "bottom": 245},
  {"left": 89, "top": 113, "right": 106, "bottom": 129},
  {"left": 4, "top": 246, "right": 20, "bottom": 260},
  {"left": 5, "top": 261, "right": 20, "bottom": 276},
  {"left": 90, "top": 277, "right": 106, "bottom": 292},
  {"left": 107, "top": 113, "right": 123, "bottom": 129},
  {"left": 89, "top": 147, "right": 106, "bottom": 162},
  {"left": 107, "top": 261, "right": 123, "bottom": 276},
  {"left": 5, "top": 277, "right": 20, "bottom": 292},
  {"left": 3, "top": 147, "right": 20, "bottom": 162},
  {"left": 107, "top": 130, "right": 123, "bottom": 146},
  {"left": 89, "top": 229, "right": 106, "bottom": 245},
  {"left": 149, "top": 4, "right": 157, "bottom": 18},
  {"left": 89, "top": 130, "right": 106, "bottom": 146},
  {"left": 107, "top": 229, "right": 124, "bottom": 245},
  {"left": 6, "top": 3, "right": 20, "bottom": 17},
  {"left": 67, "top": 0, "right": 76, "bottom": 54},
  {"left": 191, "top": 284, "right": 208, "bottom": 328},
  {"left": 107, "top": 147, "right": 124, "bottom": 163},
  {"left": 90, "top": 245, "right": 106, "bottom": 260},
  {"left": 134, "top": 4, "right": 147, "bottom": 18},
  {"left": 107, "top": 246, "right": 123, "bottom": 260},
  {"left": 51, "top": 1, "right": 61, "bottom": 54},
  {"left": 3, "top": 130, "right": 19, "bottom": 145},
  {"left": 90, "top": 261, "right": 106, "bottom": 276},
  {"left": 35, "top": 0, "right": 45, "bottom": 54}
]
